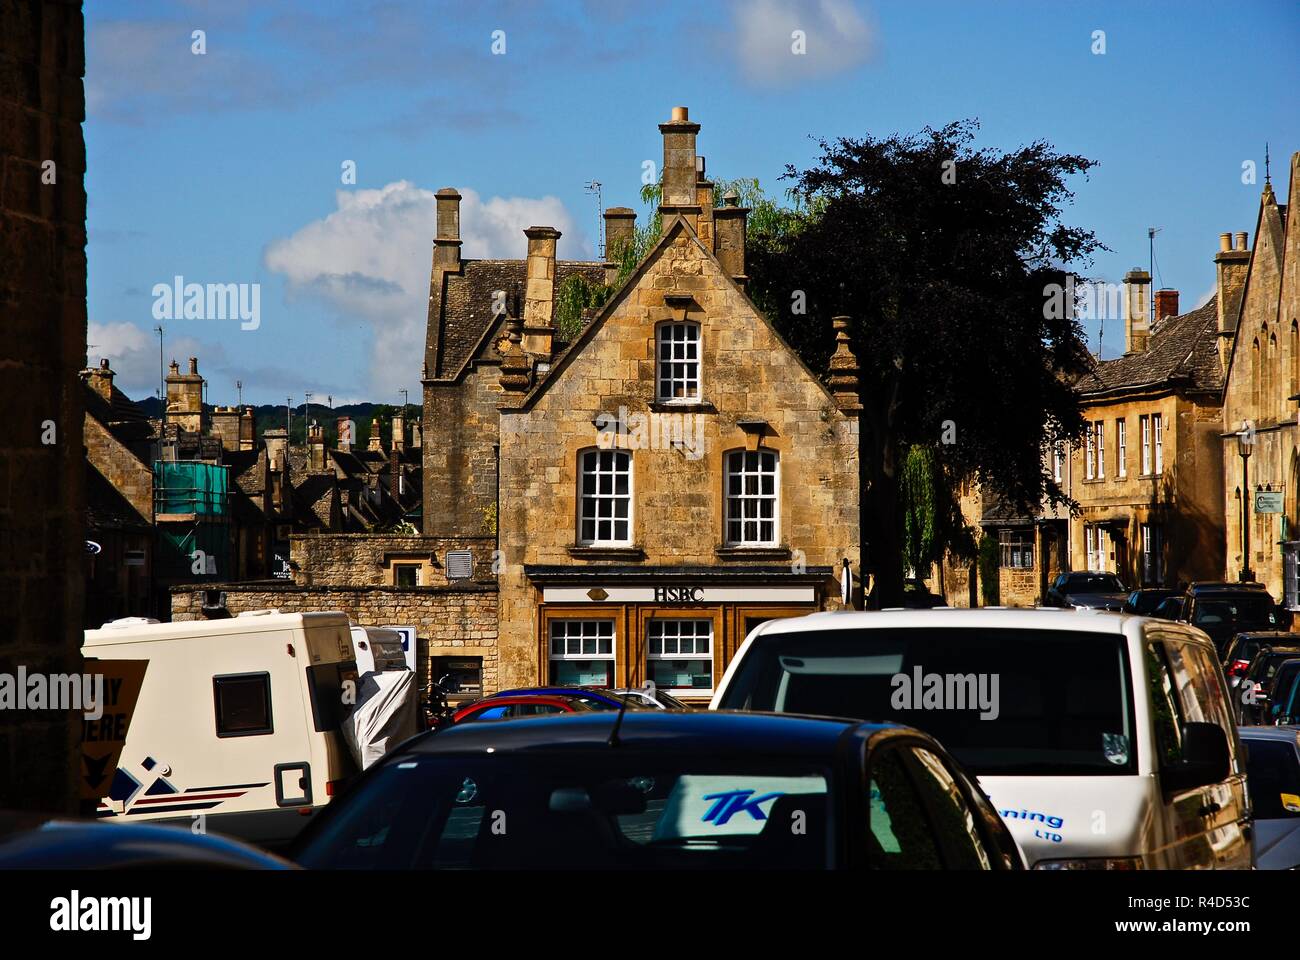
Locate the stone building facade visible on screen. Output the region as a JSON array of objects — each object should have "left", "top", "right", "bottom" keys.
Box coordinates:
[
  {"left": 1067, "top": 267, "right": 1227, "bottom": 590},
  {"left": 1220, "top": 152, "right": 1300, "bottom": 603},
  {"left": 423, "top": 107, "right": 862, "bottom": 702},
  {"left": 0, "top": 0, "right": 87, "bottom": 813}
]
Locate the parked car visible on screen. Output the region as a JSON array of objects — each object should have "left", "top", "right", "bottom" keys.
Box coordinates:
[
  {"left": 1237, "top": 726, "right": 1300, "bottom": 869},
  {"left": 452, "top": 694, "right": 600, "bottom": 724},
  {"left": 1222, "top": 632, "right": 1300, "bottom": 687},
  {"left": 0, "top": 811, "right": 294, "bottom": 869},
  {"left": 1263, "top": 660, "right": 1300, "bottom": 726},
  {"left": 1153, "top": 596, "right": 1186, "bottom": 620},
  {"left": 289, "top": 712, "right": 1025, "bottom": 870},
  {"left": 486, "top": 686, "right": 642, "bottom": 710},
  {"left": 1044, "top": 572, "right": 1128, "bottom": 610},
  {"left": 712, "top": 608, "right": 1252, "bottom": 869},
  {"left": 1123, "top": 588, "right": 1178, "bottom": 616},
  {"left": 1237, "top": 645, "right": 1300, "bottom": 724},
  {"left": 613, "top": 687, "right": 691, "bottom": 710},
  {"left": 1172, "top": 582, "right": 1289, "bottom": 658}
]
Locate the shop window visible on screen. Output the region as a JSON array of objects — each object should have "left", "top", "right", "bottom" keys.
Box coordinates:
[
  {"left": 725, "top": 449, "right": 779, "bottom": 546},
  {"left": 549, "top": 620, "right": 615, "bottom": 686},
  {"left": 998, "top": 529, "right": 1033, "bottom": 569},
  {"left": 656, "top": 321, "right": 700, "bottom": 401},
  {"left": 578, "top": 449, "right": 632, "bottom": 545},
  {"left": 647, "top": 619, "right": 713, "bottom": 692},
  {"left": 213, "top": 672, "right": 273, "bottom": 738}
]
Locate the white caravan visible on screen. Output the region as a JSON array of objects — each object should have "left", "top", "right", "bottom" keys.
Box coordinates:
[
  {"left": 711, "top": 608, "right": 1252, "bottom": 869},
  {"left": 83, "top": 611, "right": 361, "bottom": 850}
]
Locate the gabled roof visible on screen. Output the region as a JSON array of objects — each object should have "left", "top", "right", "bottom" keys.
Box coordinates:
[
  {"left": 504, "top": 214, "right": 848, "bottom": 415},
  {"left": 83, "top": 382, "right": 154, "bottom": 450},
  {"left": 1074, "top": 296, "right": 1222, "bottom": 397},
  {"left": 85, "top": 463, "right": 150, "bottom": 532},
  {"left": 430, "top": 258, "right": 605, "bottom": 380}
]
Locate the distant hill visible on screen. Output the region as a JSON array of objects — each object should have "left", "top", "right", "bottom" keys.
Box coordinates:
[{"left": 129, "top": 395, "right": 415, "bottom": 446}]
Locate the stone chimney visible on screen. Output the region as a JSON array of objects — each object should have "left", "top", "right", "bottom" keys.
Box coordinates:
[
  {"left": 263, "top": 427, "right": 288, "bottom": 472},
  {"left": 433, "top": 188, "right": 462, "bottom": 269},
  {"left": 239, "top": 406, "right": 255, "bottom": 451},
  {"left": 165, "top": 356, "right": 206, "bottom": 434},
  {"left": 368, "top": 417, "right": 384, "bottom": 453},
  {"left": 498, "top": 316, "right": 531, "bottom": 404},
  {"left": 603, "top": 207, "right": 636, "bottom": 285},
  {"left": 1215, "top": 230, "right": 1250, "bottom": 336},
  {"left": 210, "top": 405, "right": 241, "bottom": 452},
  {"left": 827, "top": 316, "right": 862, "bottom": 412},
  {"left": 86, "top": 357, "right": 114, "bottom": 402},
  {"left": 391, "top": 411, "right": 406, "bottom": 453},
  {"left": 659, "top": 106, "right": 701, "bottom": 234},
  {"left": 714, "top": 189, "right": 750, "bottom": 287},
  {"left": 336, "top": 415, "right": 353, "bottom": 453},
  {"left": 1123, "top": 268, "right": 1151, "bottom": 354},
  {"left": 1154, "top": 289, "right": 1180, "bottom": 324},
  {"left": 695, "top": 155, "right": 715, "bottom": 252},
  {"left": 522, "top": 226, "right": 560, "bottom": 359},
  {"left": 307, "top": 421, "right": 326, "bottom": 472},
  {"left": 410, "top": 420, "right": 422, "bottom": 449}
]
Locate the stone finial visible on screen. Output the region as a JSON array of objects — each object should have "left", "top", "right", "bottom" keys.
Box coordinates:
[
  {"left": 498, "top": 317, "right": 531, "bottom": 401},
  {"left": 827, "top": 316, "right": 862, "bottom": 412}
]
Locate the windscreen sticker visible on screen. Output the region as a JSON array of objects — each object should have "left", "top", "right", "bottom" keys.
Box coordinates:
[
  {"left": 1103, "top": 732, "right": 1130, "bottom": 765},
  {"left": 1282, "top": 792, "right": 1300, "bottom": 814}
]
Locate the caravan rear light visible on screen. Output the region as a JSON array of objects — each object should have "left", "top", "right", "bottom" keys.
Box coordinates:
[{"left": 326, "top": 780, "right": 345, "bottom": 796}]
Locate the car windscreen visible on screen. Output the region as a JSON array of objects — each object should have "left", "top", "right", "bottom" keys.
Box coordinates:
[
  {"left": 293, "top": 755, "right": 834, "bottom": 870},
  {"left": 1192, "top": 597, "right": 1279, "bottom": 631},
  {"left": 1064, "top": 575, "right": 1125, "bottom": 593},
  {"left": 1242, "top": 738, "right": 1300, "bottom": 819},
  {"left": 718, "top": 628, "right": 1135, "bottom": 776}
]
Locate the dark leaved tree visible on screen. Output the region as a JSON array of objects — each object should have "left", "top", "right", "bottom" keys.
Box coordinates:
[{"left": 748, "top": 120, "right": 1099, "bottom": 607}]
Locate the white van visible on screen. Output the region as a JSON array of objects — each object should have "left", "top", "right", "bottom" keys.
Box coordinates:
[
  {"left": 83, "top": 611, "right": 361, "bottom": 850},
  {"left": 711, "top": 608, "right": 1252, "bottom": 869}
]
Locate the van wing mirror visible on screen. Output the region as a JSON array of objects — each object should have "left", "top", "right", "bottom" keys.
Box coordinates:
[{"left": 1161, "top": 722, "right": 1231, "bottom": 794}]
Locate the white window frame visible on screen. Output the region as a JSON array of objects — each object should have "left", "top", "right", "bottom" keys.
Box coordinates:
[
  {"left": 1116, "top": 419, "right": 1127, "bottom": 478},
  {"left": 1086, "top": 525, "right": 1109, "bottom": 572},
  {"left": 1053, "top": 442, "right": 1064, "bottom": 483},
  {"left": 646, "top": 618, "right": 714, "bottom": 695},
  {"left": 999, "top": 528, "right": 1034, "bottom": 569},
  {"left": 1153, "top": 413, "right": 1163, "bottom": 474},
  {"left": 1095, "top": 421, "right": 1105, "bottom": 479},
  {"left": 548, "top": 619, "right": 615, "bottom": 686},
  {"left": 655, "top": 321, "right": 702, "bottom": 403},
  {"left": 578, "top": 448, "right": 633, "bottom": 546},
  {"left": 1140, "top": 415, "right": 1152, "bottom": 475},
  {"left": 725, "top": 449, "right": 780, "bottom": 547},
  {"left": 1141, "top": 523, "right": 1164, "bottom": 585},
  {"left": 1085, "top": 428, "right": 1095, "bottom": 480}
]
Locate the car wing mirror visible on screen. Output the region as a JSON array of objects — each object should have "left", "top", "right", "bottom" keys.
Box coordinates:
[{"left": 1161, "top": 722, "right": 1230, "bottom": 794}]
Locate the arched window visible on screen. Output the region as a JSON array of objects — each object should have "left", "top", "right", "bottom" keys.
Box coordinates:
[
  {"left": 1268, "top": 332, "right": 1279, "bottom": 418},
  {"left": 1252, "top": 337, "right": 1262, "bottom": 410},
  {"left": 577, "top": 448, "right": 632, "bottom": 545},
  {"left": 1291, "top": 320, "right": 1299, "bottom": 397}
]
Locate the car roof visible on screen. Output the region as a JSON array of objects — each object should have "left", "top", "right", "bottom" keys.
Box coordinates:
[
  {"left": 404, "top": 710, "right": 898, "bottom": 758},
  {"left": 462, "top": 694, "right": 584, "bottom": 707},
  {"left": 752, "top": 607, "right": 1146, "bottom": 636},
  {"left": 1237, "top": 725, "right": 1300, "bottom": 743},
  {"left": 1233, "top": 631, "right": 1300, "bottom": 641},
  {"left": 494, "top": 686, "right": 622, "bottom": 699},
  {"left": 1187, "top": 581, "right": 1270, "bottom": 595}
]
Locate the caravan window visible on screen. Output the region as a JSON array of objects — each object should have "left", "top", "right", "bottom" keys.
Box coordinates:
[{"left": 214, "top": 672, "right": 274, "bottom": 737}]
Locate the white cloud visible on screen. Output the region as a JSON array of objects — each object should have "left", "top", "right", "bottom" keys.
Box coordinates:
[
  {"left": 730, "top": 0, "right": 877, "bottom": 87},
  {"left": 263, "top": 181, "right": 584, "bottom": 394},
  {"left": 1194, "top": 282, "right": 1217, "bottom": 308},
  {"left": 87, "top": 321, "right": 230, "bottom": 400}
]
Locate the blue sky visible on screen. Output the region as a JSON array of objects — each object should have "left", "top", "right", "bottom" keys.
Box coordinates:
[{"left": 85, "top": 0, "right": 1300, "bottom": 406}]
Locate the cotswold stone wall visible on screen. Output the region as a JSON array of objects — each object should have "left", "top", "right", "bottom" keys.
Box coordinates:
[
  {"left": 0, "top": 0, "right": 87, "bottom": 814},
  {"left": 289, "top": 533, "right": 496, "bottom": 586},
  {"left": 170, "top": 582, "right": 500, "bottom": 693}
]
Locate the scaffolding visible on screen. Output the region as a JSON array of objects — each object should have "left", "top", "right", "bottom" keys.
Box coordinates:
[{"left": 153, "top": 461, "right": 231, "bottom": 579}]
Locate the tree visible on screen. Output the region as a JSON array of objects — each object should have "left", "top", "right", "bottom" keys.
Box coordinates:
[{"left": 747, "top": 120, "right": 1098, "bottom": 608}]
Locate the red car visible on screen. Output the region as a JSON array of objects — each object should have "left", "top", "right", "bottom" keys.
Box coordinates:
[{"left": 451, "top": 694, "right": 598, "bottom": 724}]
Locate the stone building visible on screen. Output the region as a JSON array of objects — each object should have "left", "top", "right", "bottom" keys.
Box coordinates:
[
  {"left": 0, "top": 0, "right": 87, "bottom": 813},
  {"left": 1219, "top": 152, "right": 1300, "bottom": 603},
  {"left": 1067, "top": 266, "right": 1227, "bottom": 590},
  {"left": 423, "top": 107, "right": 861, "bottom": 702}
]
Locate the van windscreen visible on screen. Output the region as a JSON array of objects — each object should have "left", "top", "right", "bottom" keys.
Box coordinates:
[{"left": 718, "top": 628, "right": 1135, "bottom": 776}]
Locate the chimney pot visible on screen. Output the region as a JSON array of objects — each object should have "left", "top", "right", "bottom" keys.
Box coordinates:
[
  {"left": 1235, "top": 231, "right": 1248, "bottom": 251},
  {"left": 188, "top": 357, "right": 198, "bottom": 375},
  {"left": 434, "top": 188, "right": 463, "bottom": 268},
  {"left": 1219, "top": 233, "right": 1232, "bottom": 252},
  {"left": 671, "top": 106, "right": 689, "bottom": 122}
]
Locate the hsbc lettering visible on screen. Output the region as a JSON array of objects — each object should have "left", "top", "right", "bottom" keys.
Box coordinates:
[{"left": 654, "top": 587, "right": 704, "bottom": 603}]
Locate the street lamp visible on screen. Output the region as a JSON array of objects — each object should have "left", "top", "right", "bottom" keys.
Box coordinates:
[{"left": 1238, "top": 423, "right": 1255, "bottom": 583}]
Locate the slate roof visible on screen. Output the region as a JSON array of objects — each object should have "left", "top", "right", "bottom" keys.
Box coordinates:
[
  {"left": 85, "top": 464, "right": 150, "bottom": 532},
  {"left": 1074, "top": 296, "right": 1223, "bottom": 397},
  {"left": 432, "top": 258, "right": 605, "bottom": 379}
]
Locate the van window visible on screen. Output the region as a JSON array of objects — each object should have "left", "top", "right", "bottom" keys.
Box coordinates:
[
  {"left": 718, "top": 628, "right": 1136, "bottom": 776},
  {"left": 214, "top": 672, "right": 273, "bottom": 737},
  {"left": 306, "top": 661, "right": 359, "bottom": 732},
  {"left": 1146, "top": 644, "right": 1186, "bottom": 768},
  {"left": 1169, "top": 642, "right": 1237, "bottom": 747}
]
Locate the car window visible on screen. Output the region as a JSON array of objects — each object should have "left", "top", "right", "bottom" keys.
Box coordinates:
[
  {"left": 464, "top": 705, "right": 511, "bottom": 721},
  {"left": 1242, "top": 739, "right": 1300, "bottom": 819},
  {"left": 1192, "top": 597, "right": 1279, "bottom": 629},
  {"left": 1146, "top": 644, "right": 1186, "bottom": 769},
  {"left": 865, "top": 747, "right": 943, "bottom": 869},
  {"left": 903, "top": 746, "right": 991, "bottom": 870}
]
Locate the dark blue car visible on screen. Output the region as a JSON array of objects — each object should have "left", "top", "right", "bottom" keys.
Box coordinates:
[{"left": 290, "top": 711, "right": 1024, "bottom": 870}]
